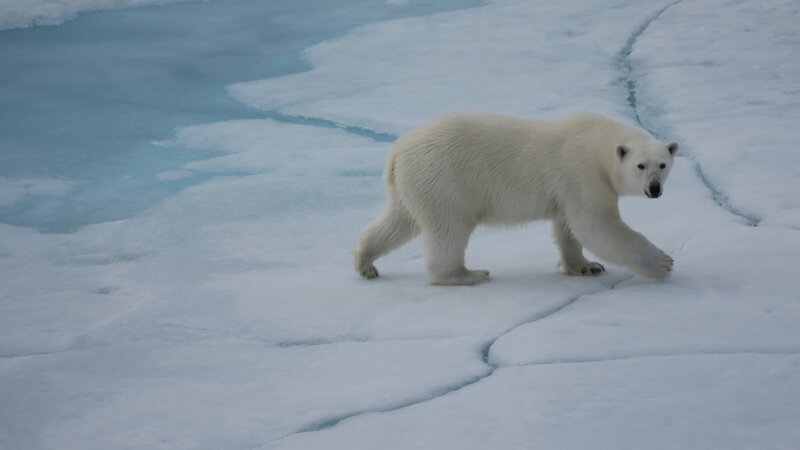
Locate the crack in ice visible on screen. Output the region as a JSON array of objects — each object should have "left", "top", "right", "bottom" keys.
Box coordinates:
[
  {"left": 158, "top": 322, "right": 467, "bottom": 350},
  {"left": 690, "top": 163, "right": 760, "bottom": 226},
  {"left": 617, "top": 1, "right": 681, "bottom": 128},
  {"left": 507, "top": 349, "right": 800, "bottom": 368},
  {"left": 275, "top": 335, "right": 459, "bottom": 348},
  {"left": 616, "top": 0, "right": 760, "bottom": 226},
  {"left": 0, "top": 349, "right": 70, "bottom": 359},
  {"left": 260, "top": 110, "right": 398, "bottom": 143},
  {"left": 257, "top": 363, "right": 494, "bottom": 449},
  {"left": 263, "top": 276, "right": 634, "bottom": 448},
  {"left": 295, "top": 367, "right": 493, "bottom": 433},
  {"left": 481, "top": 274, "right": 634, "bottom": 367}
]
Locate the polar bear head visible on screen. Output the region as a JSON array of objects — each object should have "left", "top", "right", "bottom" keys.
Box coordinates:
[{"left": 616, "top": 140, "right": 679, "bottom": 198}]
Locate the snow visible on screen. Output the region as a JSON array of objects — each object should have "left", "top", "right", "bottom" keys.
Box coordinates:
[
  {"left": 268, "top": 354, "right": 800, "bottom": 450},
  {"left": 1, "top": 0, "right": 799, "bottom": 449},
  {"left": 27, "top": 337, "right": 490, "bottom": 449},
  {"left": 632, "top": 0, "right": 800, "bottom": 228},
  {"left": 0, "top": 0, "right": 199, "bottom": 30},
  {"left": 0, "top": 178, "right": 74, "bottom": 207},
  {"left": 228, "top": 0, "right": 667, "bottom": 134}
]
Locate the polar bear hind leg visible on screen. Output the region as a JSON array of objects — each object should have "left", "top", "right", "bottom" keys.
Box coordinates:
[
  {"left": 354, "top": 196, "right": 419, "bottom": 279},
  {"left": 553, "top": 218, "right": 605, "bottom": 276},
  {"left": 422, "top": 221, "right": 489, "bottom": 285}
]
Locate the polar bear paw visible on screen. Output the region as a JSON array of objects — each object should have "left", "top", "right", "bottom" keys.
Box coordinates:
[
  {"left": 430, "top": 269, "right": 490, "bottom": 286},
  {"left": 354, "top": 247, "right": 380, "bottom": 279},
  {"left": 559, "top": 261, "right": 606, "bottom": 276},
  {"left": 359, "top": 264, "right": 380, "bottom": 279},
  {"left": 637, "top": 248, "right": 673, "bottom": 280}
]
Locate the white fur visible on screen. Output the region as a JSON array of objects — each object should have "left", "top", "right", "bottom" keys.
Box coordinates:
[{"left": 354, "top": 112, "right": 678, "bottom": 285}]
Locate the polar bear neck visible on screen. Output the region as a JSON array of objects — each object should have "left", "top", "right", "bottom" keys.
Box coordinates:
[{"left": 553, "top": 112, "right": 654, "bottom": 196}]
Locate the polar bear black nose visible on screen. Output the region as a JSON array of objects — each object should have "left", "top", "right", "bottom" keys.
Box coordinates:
[{"left": 648, "top": 181, "right": 662, "bottom": 198}]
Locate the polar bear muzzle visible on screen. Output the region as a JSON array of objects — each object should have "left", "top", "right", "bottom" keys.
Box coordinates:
[{"left": 647, "top": 180, "right": 662, "bottom": 198}]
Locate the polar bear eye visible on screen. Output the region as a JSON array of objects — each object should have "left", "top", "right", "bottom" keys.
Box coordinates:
[
  {"left": 659, "top": 163, "right": 666, "bottom": 169},
  {"left": 637, "top": 164, "right": 645, "bottom": 170}
]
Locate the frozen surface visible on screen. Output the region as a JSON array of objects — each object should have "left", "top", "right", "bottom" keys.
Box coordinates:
[
  {"left": 0, "top": 0, "right": 197, "bottom": 29},
  {"left": 1, "top": 0, "right": 799, "bottom": 449},
  {"left": 229, "top": 0, "right": 666, "bottom": 134},
  {"left": 269, "top": 355, "right": 800, "bottom": 450},
  {"left": 632, "top": 0, "right": 800, "bottom": 227}
]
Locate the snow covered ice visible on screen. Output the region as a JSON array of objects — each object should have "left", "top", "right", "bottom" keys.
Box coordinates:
[{"left": 1, "top": 0, "right": 799, "bottom": 449}]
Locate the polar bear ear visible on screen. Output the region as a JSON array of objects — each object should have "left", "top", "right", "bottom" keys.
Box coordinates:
[
  {"left": 616, "top": 144, "right": 630, "bottom": 160},
  {"left": 667, "top": 141, "right": 679, "bottom": 156}
]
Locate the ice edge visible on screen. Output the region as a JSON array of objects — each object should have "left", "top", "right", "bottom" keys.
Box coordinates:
[{"left": 259, "top": 110, "right": 398, "bottom": 143}]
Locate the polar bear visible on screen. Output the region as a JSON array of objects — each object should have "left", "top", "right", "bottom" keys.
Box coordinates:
[{"left": 354, "top": 112, "right": 678, "bottom": 285}]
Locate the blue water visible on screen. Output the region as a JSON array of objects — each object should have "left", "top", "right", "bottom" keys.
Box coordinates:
[{"left": 0, "top": 0, "right": 479, "bottom": 232}]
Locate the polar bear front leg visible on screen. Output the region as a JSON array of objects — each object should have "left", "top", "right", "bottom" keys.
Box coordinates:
[
  {"left": 572, "top": 218, "right": 673, "bottom": 280},
  {"left": 423, "top": 222, "right": 490, "bottom": 285},
  {"left": 552, "top": 219, "right": 605, "bottom": 276},
  {"left": 565, "top": 201, "right": 673, "bottom": 280}
]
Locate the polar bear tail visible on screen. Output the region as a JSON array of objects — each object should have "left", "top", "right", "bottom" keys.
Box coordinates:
[
  {"left": 353, "top": 193, "right": 419, "bottom": 279},
  {"left": 385, "top": 155, "right": 398, "bottom": 187}
]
